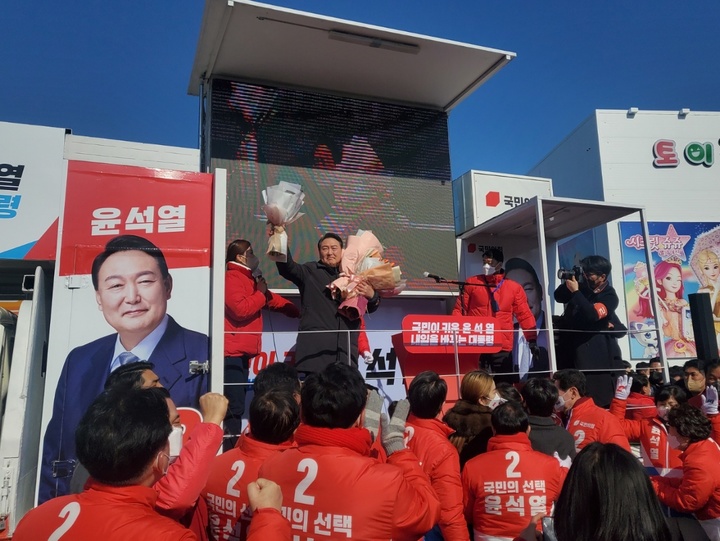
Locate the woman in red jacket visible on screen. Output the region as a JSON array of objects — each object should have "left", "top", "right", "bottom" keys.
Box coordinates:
[
  {"left": 653, "top": 403, "right": 720, "bottom": 540},
  {"left": 224, "top": 240, "right": 299, "bottom": 448}
]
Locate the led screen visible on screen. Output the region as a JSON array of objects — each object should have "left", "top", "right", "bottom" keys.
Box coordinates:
[{"left": 210, "top": 79, "right": 457, "bottom": 291}]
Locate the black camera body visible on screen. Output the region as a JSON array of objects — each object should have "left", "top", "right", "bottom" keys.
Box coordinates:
[{"left": 557, "top": 265, "right": 584, "bottom": 281}]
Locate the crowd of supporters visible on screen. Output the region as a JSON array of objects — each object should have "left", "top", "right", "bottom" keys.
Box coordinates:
[{"left": 14, "top": 354, "right": 720, "bottom": 541}]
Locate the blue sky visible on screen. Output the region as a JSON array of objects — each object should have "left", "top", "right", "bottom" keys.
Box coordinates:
[{"left": 4, "top": 1, "right": 719, "bottom": 177}]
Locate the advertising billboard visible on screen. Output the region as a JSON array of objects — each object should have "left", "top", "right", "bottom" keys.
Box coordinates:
[
  {"left": 38, "top": 161, "right": 213, "bottom": 502},
  {"left": 619, "top": 221, "right": 720, "bottom": 360}
]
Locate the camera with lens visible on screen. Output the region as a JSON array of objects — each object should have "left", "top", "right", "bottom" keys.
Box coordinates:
[{"left": 557, "top": 265, "right": 584, "bottom": 281}]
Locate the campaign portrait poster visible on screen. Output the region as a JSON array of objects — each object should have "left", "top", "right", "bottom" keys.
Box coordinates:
[
  {"left": 619, "top": 221, "right": 720, "bottom": 360},
  {"left": 38, "top": 161, "right": 213, "bottom": 502}
]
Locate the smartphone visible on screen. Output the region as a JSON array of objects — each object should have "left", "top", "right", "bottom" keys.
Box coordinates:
[{"left": 542, "top": 516, "right": 558, "bottom": 541}]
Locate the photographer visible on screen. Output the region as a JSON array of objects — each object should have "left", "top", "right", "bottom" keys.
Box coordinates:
[{"left": 554, "top": 255, "right": 625, "bottom": 407}]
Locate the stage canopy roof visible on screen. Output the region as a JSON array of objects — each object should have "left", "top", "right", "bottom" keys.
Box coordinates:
[
  {"left": 188, "top": 0, "right": 515, "bottom": 111},
  {"left": 458, "top": 196, "right": 645, "bottom": 242}
]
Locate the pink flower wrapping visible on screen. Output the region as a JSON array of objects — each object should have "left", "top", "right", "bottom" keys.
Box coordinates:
[{"left": 328, "top": 230, "right": 406, "bottom": 320}]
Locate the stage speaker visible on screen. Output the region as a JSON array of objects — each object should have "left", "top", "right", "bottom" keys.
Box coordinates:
[{"left": 688, "top": 293, "right": 719, "bottom": 362}]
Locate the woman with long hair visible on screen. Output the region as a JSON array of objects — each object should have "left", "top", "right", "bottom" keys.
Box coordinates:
[
  {"left": 554, "top": 442, "right": 671, "bottom": 541},
  {"left": 443, "top": 370, "right": 504, "bottom": 468}
]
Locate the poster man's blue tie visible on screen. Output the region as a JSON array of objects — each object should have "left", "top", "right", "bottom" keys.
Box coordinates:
[{"left": 111, "top": 351, "right": 140, "bottom": 372}]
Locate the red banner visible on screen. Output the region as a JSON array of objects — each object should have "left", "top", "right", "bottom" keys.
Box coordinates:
[
  {"left": 401, "top": 315, "right": 502, "bottom": 354},
  {"left": 59, "top": 161, "right": 213, "bottom": 276}
]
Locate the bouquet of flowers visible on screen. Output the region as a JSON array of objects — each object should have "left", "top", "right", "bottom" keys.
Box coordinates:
[
  {"left": 261, "top": 181, "right": 305, "bottom": 262},
  {"left": 328, "top": 230, "right": 406, "bottom": 320}
]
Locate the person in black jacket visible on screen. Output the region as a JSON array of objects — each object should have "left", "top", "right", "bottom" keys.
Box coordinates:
[
  {"left": 554, "top": 255, "right": 625, "bottom": 407},
  {"left": 520, "top": 377, "right": 576, "bottom": 461},
  {"left": 276, "top": 232, "right": 380, "bottom": 374}
]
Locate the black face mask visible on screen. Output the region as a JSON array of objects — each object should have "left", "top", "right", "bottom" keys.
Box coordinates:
[{"left": 649, "top": 371, "right": 664, "bottom": 386}]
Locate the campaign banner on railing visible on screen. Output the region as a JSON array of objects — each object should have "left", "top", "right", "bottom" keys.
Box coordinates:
[
  {"left": 38, "top": 161, "right": 213, "bottom": 503},
  {"left": 401, "top": 315, "right": 502, "bottom": 354}
]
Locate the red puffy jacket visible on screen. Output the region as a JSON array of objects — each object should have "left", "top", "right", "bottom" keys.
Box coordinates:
[
  {"left": 247, "top": 508, "right": 290, "bottom": 541},
  {"left": 462, "top": 433, "right": 566, "bottom": 540},
  {"left": 452, "top": 272, "right": 536, "bottom": 352},
  {"left": 259, "top": 425, "right": 440, "bottom": 540},
  {"left": 566, "top": 396, "right": 630, "bottom": 453},
  {"left": 609, "top": 398, "right": 681, "bottom": 475},
  {"left": 224, "top": 262, "right": 299, "bottom": 357},
  {"left": 405, "top": 414, "right": 469, "bottom": 541},
  {"left": 653, "top": 438, "right": 720, "bottom": 522}
]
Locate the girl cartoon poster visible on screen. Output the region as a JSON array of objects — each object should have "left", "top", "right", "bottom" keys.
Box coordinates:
[{"left": 620, "top": 222, "right": 720, "bottom": 359}]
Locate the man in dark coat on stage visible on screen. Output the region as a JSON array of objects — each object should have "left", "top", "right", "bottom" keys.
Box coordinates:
[{"left": 276, "top": 232, "right": 380, "bottom": 374}]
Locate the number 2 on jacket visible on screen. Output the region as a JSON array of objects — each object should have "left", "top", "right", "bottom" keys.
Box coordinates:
[{"left": 294, "top": 458, "right": 319, "bottom": 505}]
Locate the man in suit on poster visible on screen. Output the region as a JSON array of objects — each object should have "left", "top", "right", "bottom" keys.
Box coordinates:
[{"left": 39, "top": 235, "right": 209, "bottom": 502}]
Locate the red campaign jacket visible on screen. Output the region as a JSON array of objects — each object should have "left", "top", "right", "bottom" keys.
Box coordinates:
[
  {"left": 13, "top": 480, "right": 197, "bottom": 541},
  {"left": 405, "top": 414, "right": 469, "bottom": 541},
  {"left": 202, "top": 433, "right": 293, "bottom": 541},
  {"left": 566, "top": 396, "right": 631, "bottom": 453},
  {"left": 626, "top": 392, "right": 657, "bottom": 420},
  {"left": 462, "top": 433, "right": 566, "bottom": 540},
  {"left": 609, "top": 398, "right": 681, "bottom": 475},
  {"left": 452, "top": 272, "right": 537, "bottom": 352},
  {"left": 225, "top": 262, "right": 299, "bottom": 357},
  {"left": 156, "top": 423, "right": 224, "bottom": 521},
  {"left": 653, "top": 439, "right": 720, "bottom": 521},
  {"left": 247, "top": 508, "right": 291, "bottom": 541},
  {"left": 258, "top": 426, "right": 440, "bottom": 540}
]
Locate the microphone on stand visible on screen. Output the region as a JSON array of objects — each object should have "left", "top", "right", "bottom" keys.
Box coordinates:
[{"left": 423, "top": 271, "right": 444, "bottom": 283}]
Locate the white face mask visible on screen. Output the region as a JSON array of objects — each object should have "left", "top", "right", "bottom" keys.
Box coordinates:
[
  {"left": 656, "top": 405, "right": 670, "bottom": 420},
  {"left": 483, "top": 263, "right": 493, "bottom": 276},
  {"left": 484, "top": 393, "right": 506, "bottom": 410},
  {"left": 554, "top": 391, "right": 570, "bottom": 413},
  {"left": 168, "top": 426, "right": 184, "bottom": 464}
]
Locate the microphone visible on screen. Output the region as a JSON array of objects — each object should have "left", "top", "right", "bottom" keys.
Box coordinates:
[{"left": 423, "top": 271, "right": 444, "bottom": 283}]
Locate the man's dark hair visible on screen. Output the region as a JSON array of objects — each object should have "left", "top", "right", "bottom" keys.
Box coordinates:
[
  {"left": 621, "top": 360, "right": 632, "bottom": 371},
  {"left": 317, "top": 233, "right": 344, "bottom": 252},
  {"left": 630, "top": 372, "right": 649, "bottom": 394},
  {"left": 579, "top": 255, "right": 611, "bottom": 277},
  {"left": 496, "top": 382, "right": 522, "bottom": 403},
  {"left": 669, "top": 365, "right": 684, "bottom": 381},
  {"left": 91, "top": 235, "right": 170, "bottom": 290},
  {"left": 683, "top": 358, "right": 705, "bottom": 373},
  {"left": 249, "top": 389, "right": 300, "bottom": 444},
  {"left": 553, "top": 369, "right": 587, "bottom": 396},
  {"left": 301, "top": 363, "right": 367, "bottom": 428},
  {"left": 482, "top": 248, "right": 504, "bottom": 263},
  {"left": 408, "top": 371, "right": 447, "bottom": 419},
  {"left": 104, "top": 361, "right": 156, "bottom": 391},
  {"left": 504, "top": 257, "right": 542, "bottom": 294},
  {"left": 253, "top": 362, "right": 301, "bottom": 397},
  {"left": 636, "top": 361, "right": 650, "bottom": 371},
  {"left": 76, "top": 387, "right": 171, "bottom": 486},
  {"left": 521, "top": 377, "right": 559, "bottom": 417},
  {"left": 649, "top": 357, "right": 663, "bottom": 367},
  {"left": 491, "top": 400, "right": 529, "bottom": 435},
  {"left": 667, "top": 403, "right": 712, "bottom": 442},
  {"left": 654, "top": 384, "right": 687, "bottom": 405},
  {"left": 226, "top": 239, "right": 250, "bottom": 263},
  {"left": 705, "top": 360, "right": 720, "bottom": 377}
]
